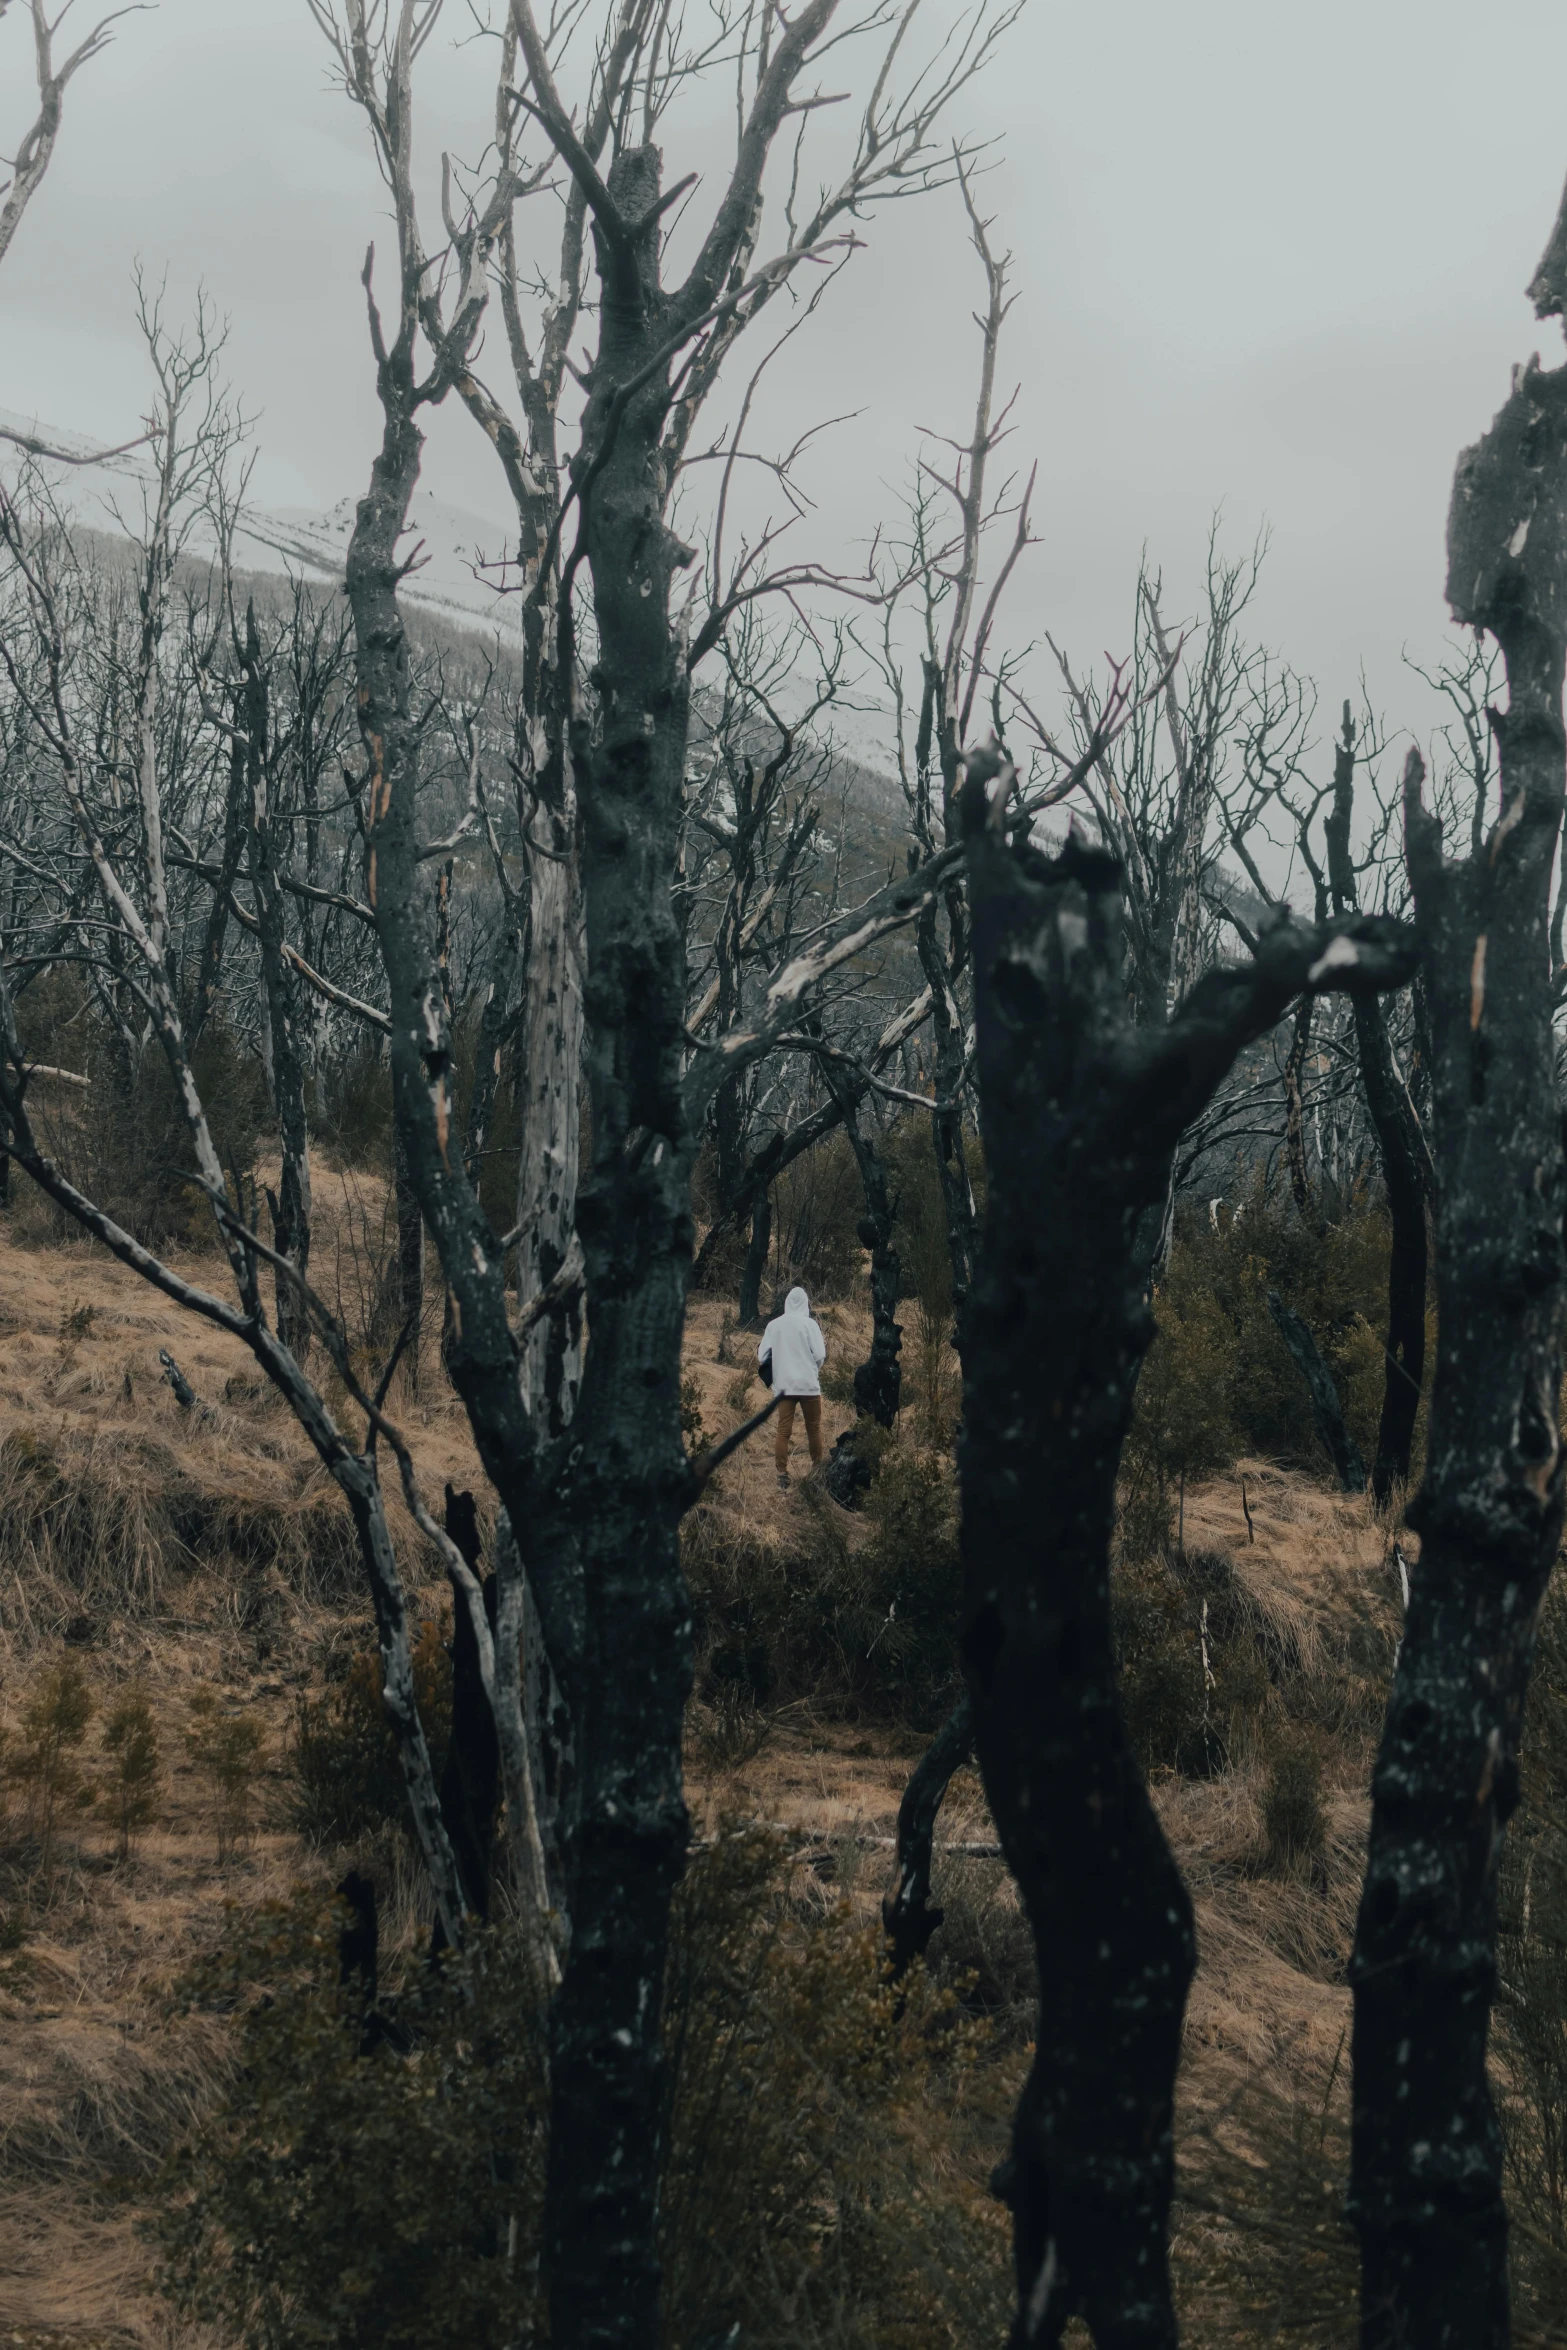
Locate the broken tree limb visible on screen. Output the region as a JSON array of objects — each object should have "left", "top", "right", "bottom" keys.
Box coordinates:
[
  {"left": 157, "top": 1348, "right": 199, "bottom": 1412},
  {"left": 882, "top": 1692, "right": 975, "bottom": 1975}
]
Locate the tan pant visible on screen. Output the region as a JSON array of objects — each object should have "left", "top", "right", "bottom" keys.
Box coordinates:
[{"left": 775, "top": 1394, "right": 823, "bottom": 1472}]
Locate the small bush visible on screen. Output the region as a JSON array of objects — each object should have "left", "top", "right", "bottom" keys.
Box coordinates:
[
  {"left": 290, "top": 1621, "right": 452, "bottom": 1844},
  {"left": 1260, "top": 1730, "right": 1327, "bottom": 1873},
  {"left": 926, "top": 1848, "right": 1037, "bottom": 2042},
  {"left": 685, "top": 1437, "right": 960, "bottom": 1728},
  {"left": 1112, "top": 1550, "right": 1272, "bottom": 1779},
  {"left": 153, "top": 1832, "right": 1007, "bottom": 2350},
  {"left": 153, "top": 1896, "right": 548, "bottom": 2350},
  {"left": 1114, "top": 1558, "right": 1216, "bottom": 1777},
  {"left": 768, "top": 1129, "right": 865, "bottom": 1301},
  {"left": 828, "top": 1448, "right": 963, "bottom": 1729}
]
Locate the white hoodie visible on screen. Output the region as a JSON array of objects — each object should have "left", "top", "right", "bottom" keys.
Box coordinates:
[{"left": 759, "top": 1287, "right": 827, "bottom": 1396}]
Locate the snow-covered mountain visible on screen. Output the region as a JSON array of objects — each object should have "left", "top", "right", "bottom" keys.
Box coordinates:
[
  {"left": 0, "top": 408, "right": 524, "bottom": 639},
  {"left": 5, "top": 409, "right": 957, "bottom": 837}
]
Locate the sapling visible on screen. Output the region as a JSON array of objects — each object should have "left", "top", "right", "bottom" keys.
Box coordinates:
[
  {"left": 14, "top": 1658, "right": 94, "bottom": 1880},
  {"left": 102, "top": 1687, "right": 161, "bottom": 1861},
  {"left": 185, "top": 1689, "right": 264, "bottom": 1861}
]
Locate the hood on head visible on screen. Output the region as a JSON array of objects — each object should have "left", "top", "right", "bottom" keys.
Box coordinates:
[{"left": 785, "top": 1286, "right": 809, "bottom": 1316}]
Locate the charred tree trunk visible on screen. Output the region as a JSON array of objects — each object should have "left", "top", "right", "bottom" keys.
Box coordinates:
[
  {"left": 956, "top": 749, "right": 1414, "bottom": 2347},
  {"left": 430, "top": 1486, "right": 500, "bottom": 1959},
  {"left": 1323, "top": 706, "right": 1430, "bottom": 1505},
  {"left": 1348, "top": 321, "right": 1567, "bottom": 2347},
  {"left": 1266, "top": 1289, "right": 1365, "bottom": 1492},
  {"left": 238, "top": 602, "right": 313, "bottom": 1363},
  {"left": 516, "top": 839, "right": 583, "bottom": 1431},
  {"left": 854, "top": 1192, "right": 903, "bottom": 1428},
  {"left": 818, "top": 1054, "right": 902, "bottom": 1425},
  {"left": 1283, "top": 990, "right": 1316, "bottom": 1222},
  {"left": 737, "top": 1180, "right": 771, "bottom": 1329},
  {"left": 392, "top": 1121, "right": 424, "bottom": 1380},
  {"left": 540, "top": 143, "right": 702, "bottom": 2350},
  {"left": 913, "top": 855, "right": 978, "bottom": 1325}
]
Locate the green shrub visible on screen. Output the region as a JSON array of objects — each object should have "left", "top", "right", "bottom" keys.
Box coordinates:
[
  {"left": 152, "top": 1898, "right": 548, "bottom": 2350},
  {"left": 1114, "top": 1556, "right": 1216, "bottom": 1777},
  {"left": 828, "top": 1448, "right": 963, "bottom": 1729},
  {"left": 770, "top": 1129, "right": 866, "bottom": 1301},
  {"left": 290, "top": 1621, "right": 452, "bottom": 1844},
  {"left": 1139, "top": 1172, "right": 1417, "bottom": 1480},
  {"left": 152, "top": 1832, "right": 1007, "bottom": 2350},
  {"left": 1112, "top": 1550, "right": 1272, "bottom": 1779}
]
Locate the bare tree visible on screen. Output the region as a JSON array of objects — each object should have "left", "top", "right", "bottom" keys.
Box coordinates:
[
  {"left": 0, "top": 339, "right": 492, "bottom": 1961},
  {"left": 312, "top": 6, "right": 1019, "bottom": 2341},
  {"left": 1348, "top": 188, "right": 1567, "bottom": 2348},
  {"left": 955, "top": 738, "right": 1414, "bottom": 2346},
  {"left": 0, "top": 1, "right": 150, "bottom": 270}
]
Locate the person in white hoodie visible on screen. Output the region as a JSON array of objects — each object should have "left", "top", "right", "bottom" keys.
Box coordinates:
[{"left": 758, "top": 1285, "right": 827, "bottom": 1489}]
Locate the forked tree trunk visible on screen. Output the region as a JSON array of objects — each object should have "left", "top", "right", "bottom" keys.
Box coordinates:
[
  {"left": 956, "top": 750, "right": 1414, "bottom": 2347},
  {"left": 1348, "top": 332, "right": 1567, "bottom": 2350}
]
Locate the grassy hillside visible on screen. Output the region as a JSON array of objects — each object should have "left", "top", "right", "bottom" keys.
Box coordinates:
[{"left": 0, "top": 1215, "right": 1562, "bottom": 2345}]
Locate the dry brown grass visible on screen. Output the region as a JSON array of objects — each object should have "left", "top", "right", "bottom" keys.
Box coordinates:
[
  {"left": 0, "top": 1235, "right": 1415, "bottom": 2346},
  {"left": 0, "top": 1193, "right": 487, "bottom": 1652}
]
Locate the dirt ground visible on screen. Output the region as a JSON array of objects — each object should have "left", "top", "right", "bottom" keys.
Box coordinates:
[{"left": 0, "top": 1221, "right": 1404, "bottom": 2345}]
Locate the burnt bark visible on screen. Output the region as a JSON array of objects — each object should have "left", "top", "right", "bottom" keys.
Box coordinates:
[
  {"left": 883, "top": 1691, "right": 972, "bottom": 1974},
  {"left": 1266, "top": 1288, "right": 1365, "bottom": 1492},
  {"left": 737, "top": 1180, "right": 772, "bottom": 1328},
  {"left": 238, "top": 601, "right": 314, "bottom": 1364},
  {"left": 1323, "top": 705, "right": 1429, "bottom": 1504},
  {"left": 539, "top": 144, "right": 702, "bottom": 2349},
  {"left": 1348, "top": 338, "right": 1567, "bottom": 2349},
  {"left": 187, "top": 716, "right": 248, "bottom": 1052},
  {"left": 956, "top": 748, "right": 1414, "bottom": 2347},
  {"left": 392, "top": 1121, "right": 424, "bottom": 1379},
  {"left": 817, "top": 1050, "right": 902, "bottom": 1424},
  {"left": 1282, "top": 990, "right": 1316, "bottom": 1223}
]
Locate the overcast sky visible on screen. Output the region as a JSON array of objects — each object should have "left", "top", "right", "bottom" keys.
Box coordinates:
[{"left": 5, "top": 0, "right": 1567, "bottom": 771}]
